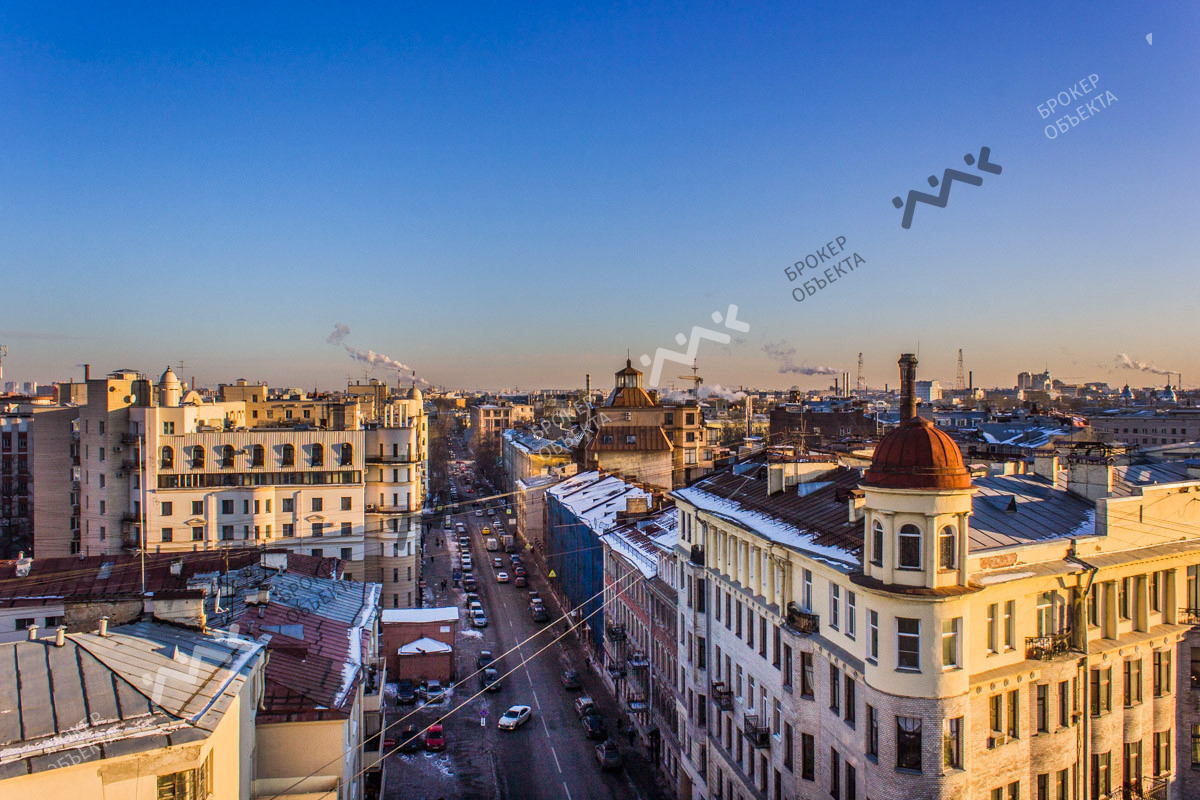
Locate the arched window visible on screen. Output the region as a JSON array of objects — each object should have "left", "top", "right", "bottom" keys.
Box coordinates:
[
  {"left": 281, "top": 443, "right": 295, "bottom": 467},
  {"left": 897, "top": 524, "right": 922, "bottom": 569},
  {"left": 871, "top": 521, "right": 884, "bottom": 566},
  {"left": 938, "top": 525, "right": 957, "bottom": 570},
  {"left": 340, "top": 443, "right": 353, "bottom": 466},
  {"left": 191, "top": 445, "right": 205, "bottom": 469},
  {"left": 220, "top": 444, "right": 236, "bottom": 468},
  {"left": 251, "top": 444, "right": 265, "bottom": 467},
  {"left": 311, "top": 443, "right": 324, "bottom": 467},
  {"left": 161, "top": 446, "right": 174, "bottom": 470}
]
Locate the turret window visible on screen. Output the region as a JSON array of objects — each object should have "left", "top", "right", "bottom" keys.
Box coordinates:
[
  {"left": 870, "top": 522, "right": 883, "bottom": 567},
  {"left": 898, "top": 525, "right": 922, "bottom": 569},
  {"left": 938, "top": 525, "right": 957, "bottom": 570}
]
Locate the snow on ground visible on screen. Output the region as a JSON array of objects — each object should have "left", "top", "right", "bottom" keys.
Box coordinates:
[{"left": 460, "top": 628, "right": 483, "bottom": 639}]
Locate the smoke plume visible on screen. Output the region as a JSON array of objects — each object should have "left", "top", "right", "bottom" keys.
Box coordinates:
[
  {"left": 327, "top": 324, "right": 415, "bottom": 374},
  {"left": 1113, "top": 353, "right": 1174, "bottom": 377},
  {"left": 762, "top": 340, "right": 840, "bottom": 375}
]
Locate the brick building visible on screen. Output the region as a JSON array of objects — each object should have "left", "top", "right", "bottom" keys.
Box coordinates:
[{"left": 381, "top": 607, "right": 459, "bottom": 680}]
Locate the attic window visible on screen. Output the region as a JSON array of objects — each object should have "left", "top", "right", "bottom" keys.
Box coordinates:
[
  {"left": 625, "top": 434, "right": 637, "bottom": 445},
  {"left": 602, "top": 435, "right": 614, "bottom": 445}
]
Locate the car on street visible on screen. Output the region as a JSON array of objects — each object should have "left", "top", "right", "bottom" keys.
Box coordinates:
[
  {"left": 595, "top": 741, "right": 622, "bottom": 769},
  {"left": 464, "top": 577, "right": 478, "bottom": 592},
  {"left": 472, "top": 609, "right": 489, "bottom": 627},
  {"left": 419, "top": 680, "right": 446, "bottom": 704},
  {"left": 510, "top": 554, "right": 521, "bottom": 566},
  {"left": 582, "top": 713, "right": 608, "bottom": 740},
  {"left": 514, "top": 575, "right": 528, "bottom": 587},
  {"left": 477, "top": 650, "right": 494, "bottom": 669},
  {"left": 496, "top": 571, "right": 510, "bottom": 583},
  {"left": 528, "top": 590, "right": 540, "bottom": 603},
  {"left": 492, "top": 557, "right": 503, "bottom": 568},
  {"left": 487, "top": 508, "right": 496, "bottom": 516},
  {"left": 530, "top": 604, "right": 549, "bottom": 622},
  {"left": 475, "top": 510, "right": 484, "bottom": 517},
  {"left": 560, "top": 670, "right": 582, "bottom": 690},
  {"left": 469, "top": 601, "right": 484, "bottom": 615},
  {"left": 395, "top": 679, "right": 417, "bottom": 704},
  {"left": 425, "top": 724, "right": 446, "bottom": 752},
  {"left": 512, "top": 565, "right": 526, "bottom": 577},
  {"left": 498, "top": 705, "right": 532, "bottom": 730},
  {"left": 481, "top": 668, "right": 502, "bottom": 692},
  {"left": 399, "top": 724, "right": 421, "bottom": 753},
  {"left": 466, "top": 592, "right": 481, "bottom": 607},
  {"left": 574, "top": 696, "right": 596, "bottom": 717}
]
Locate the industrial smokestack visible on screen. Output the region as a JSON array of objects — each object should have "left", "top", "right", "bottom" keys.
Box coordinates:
[
  {"left": 586, "top": 373, "right": 591, "bottom": 397},
  {"left": 968, "top": 370, "right": 973, "bottom": 391},
  {"left": 84, "top": 364, "right": 90, "bottom": 381},
  {"left": 898, "top": 354, "right": 918, "bottom": 422}
]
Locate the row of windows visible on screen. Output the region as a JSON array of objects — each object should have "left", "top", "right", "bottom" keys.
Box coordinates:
[
  {"left": 869, "top": 520, "right": 958, "bottom": 570},
  {"left": 159, "top": 496, "right": 353, "bottom": 516},
  {"left": 160, "top": 521, "right": 359, "bottom": 542},
  {"left": 157, "top": 470, "right": 362, "bottom": 489},
  {"left": 160, "top": 443, "right": 353, "bottom": 470}
]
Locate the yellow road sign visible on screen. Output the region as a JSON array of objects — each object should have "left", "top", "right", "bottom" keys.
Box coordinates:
[{"left": 548, "top": 570, "right": 557, "bottom": 579}]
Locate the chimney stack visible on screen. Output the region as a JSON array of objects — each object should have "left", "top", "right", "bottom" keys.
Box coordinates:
[
  {"left": 84, "top": 364, "right": 90, "bottom": 381},
  {"left": 54, "top": 626, "right": 66, "bottom": 647},
  {"left": 27, "top": 625, "right": 38, "bottom": 641},
  {"left": 898, "top": 354, "right": 918, "bottom": 422},
  {"left": 99, "top": 617, "right": 109, "bottom": 637}
]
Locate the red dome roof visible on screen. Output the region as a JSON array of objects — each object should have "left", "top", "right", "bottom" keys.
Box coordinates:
[{"left": 863, "top": 417, "right": 972, "bottom": 491}]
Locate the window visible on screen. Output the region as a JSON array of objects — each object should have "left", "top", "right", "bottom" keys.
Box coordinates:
[
  {"left": 801, "top": 653, "right": 814, "bottom": 698},
  {"left": 1003, "top": 600, "right": 1015, "bottom": 649},
  {"left": 844, "top": 677, "right": 855, "bottom": 725},
  {"left": 156, "top": 751, "right": 212, "bottom": 800},
  {"left": 1150, "top": 571, "right": 1161, "bottom": 612},
  {"left": 220, "top": 444, "right": 235, "bottom": 468},
  {"left": 282, "top": 523, "right": 294, "bottom": 538},
  {"left": 1192, "top": 725, "right": 1200, "bottom": 768},
  {"left": 1153, "top": 730, "right": 1171, "bottom": 776},
  {"left": 871, "top": 521, "right": 883, "bottom": 566},
  {"left": 1124, "top": 741, "right": 1142, "bottom": 791},
  {"left": 944, "top": 716, "right": 962, "bottom": 770},
  {"left": 803, "top": 569, "right": 813, "bottom": 611},
  {"left": 830, "top": 747, "right": 841, "bottom": 799},
  {"left": 1090, "top": 668, "right": 1112, "bottom": 716},
  {"left": 1193, "top": 647, "right": 1200, "bottom": 690},
  {"left": 341, "top": 521, "right": 352, "bottom": 536},
  {"left": 98, "top": 446, "right": 104, "bottom": 462},
  {"left": 830, "top": 585, "right": 840, "bottom": 630},
  {"left": 161, "top": 446, "right": 174, "bottom": 469},
  {"left": 1125, "top": 658, "right": 1143, "bottom": 706},
  {"left": 829, "top": 665, "right": 841, "bottom": 714},
  {"left": 938, "top": 525, "right": 956, "bottom": 569},
  {"left": 846, "top": 592, "right": 856, "bottom": 639},
  {"left": 191, "top": 500, "right": 203, "bottom": 515},
  {"left": 339, "top": 443, "right": 353, "bottom": 466},
  {"left": 221, "top": 499, "right": 234, "bottom": 515},
  {"left": 1091, "top": 752, "right": 1111, "bottom": 800},
  {"left": 897, "top": 524, "right": 921, "bottom": 569},
  {"left": 1007, "top": 689, "right": 1020, "bottom": 739},
  {"left": 1059, "top": 680, "right": 1070, "bottom": 727},
  {"left": 162, "top": 421, "right": 175, "bottom": 435},
  {"left": 801, "top": 733, "right": 815, "bottom": 780},
  {"left": 896, "top": 716, "right": 922, "bottom": 772},
  {"left": 1036, "top": 684, "right": 1048, "bottom": 732},
  {"left": 251, "top": 444, "right": 265, "bottom": 467},
  {"left": 784, "top": 722, "right": 794, "bottom": 770},
  {"left": 1037, "top": 774, "right": 1049, "bottom": 800},
  {"left": 845, "top": 762, "right": 856, "bottom": 800},
  {"left": 1008, "top": 781, "right": 1020, "bottom": 800},
  {"left": 190, "top": 446, "right": 204, "bottom": 468},
  {"left": 281, "top": 443, "right": 295, "bottom": 467},
  {"left": 192, "top": 526, "right": 203, "bottom": 541},
  {"left": 1153, "top": 649, "right": 1172, "bottom": 697},
  {"left": 312, "top": 522, "right": 324, "bottom": 537},
  {"left": 942, "top": 618, "right": 960, "bottom": 668},
  {"left": 311, "top": 443, "right": 324, "bottom": 466},
  {"left": 312, "top": 497, "right": 323, "bottom": 512},
  {"left": 221, "top": 525, "right": 234, "bottom": 540},
  {"left": 1088, "top": 586, "right": 1099, "bottom": 627},
  {"left": 868, "top": 610, "right": 879, "bottom": 661},
  {"left": 990, "top": 694, "right": 1003, "bottom": 736},
  {"left": 161, "top": 527, "right": 173, "bottom": 542},
  {"left": 866, "top": 704, "right": 878, "bottom": 757},
  {"left": 987, "top": 603, "right": 998, "bottom": 652},
  {"left": 1057, "top": 769, "right": 1070, "bottom": 800},
  {"left": 897, "top": 618, "right": 920, "bottom": 671},
  {"left": 161, "top": 501, "right": 173, "bottom": 516},
  {"left": 281, "top": 497, "right": 294, "bottom": 512}
]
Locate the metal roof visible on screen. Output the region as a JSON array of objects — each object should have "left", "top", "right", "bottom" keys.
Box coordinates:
[{"left": 968, "top": 473, "right": 1095, "bottom": 551}]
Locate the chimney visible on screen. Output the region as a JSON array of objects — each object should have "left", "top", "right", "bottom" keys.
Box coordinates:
[
  {"left": 98, "top": 617, "right": 109, "bottom": 637},
  {"left": 54, "top": 626, "right": 66, "bottom": 647},
  {"left": 968, "top": 370, "right": 973, "bottom": 391},
  {"left": 898, "top": 354, "right": 918, "bottom": 422},
  {"left": 84, "top": 364, "right": 90, "bottom": 382},
  {"left": 27, "top": 624, "right": 38, "bottom": 641}
]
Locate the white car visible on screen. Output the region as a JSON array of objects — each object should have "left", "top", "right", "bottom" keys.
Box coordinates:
[
  {"left": 472, "top": 610, "right": 488, "bottom": 627},
  {"left": 476, "top": 510, "right": 484, "bottom": 517},
  {"left": 469, "top": 601, "right": 484, "bottom": 614},
  {"left": 498, "top": 705, "right": 532, "bottom": 730},
  {"left": 496, "top": 572, "right": 510, "bottom": 583}
]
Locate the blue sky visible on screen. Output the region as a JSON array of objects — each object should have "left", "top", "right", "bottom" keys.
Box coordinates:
[{"left": 1, "top": 2, "right": 1197, "bottom": 391}]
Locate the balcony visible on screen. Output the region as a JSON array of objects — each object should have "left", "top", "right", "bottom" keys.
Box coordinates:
[
  {"left": 743, "top": 713, "right": 770, "bottom": 749},
  {"left": 607, "top": 661, "right": 627, "bottom": 679},
  {"left": 120, "top": 512, "right": 139, "bottom": 525},
  {"left": 606, "top": 623, "right": 626, "bottom": 642},
  {"left": 121, "top": 459, "right": 138, "bottom": 473},
  {"left": 785, "top": 602, "right": 819, "bottom": 636},
  {"left": 626, "top": 691, "right": 648, "bottom": 713},
  {"left": 1180, "top": 607, "right": 1200, "bottom": 625},
  {"left": 1026, "top": 631, "right": 1073, "bottom": 660},
  {"left": 629, "top": 651, "right": 650, "bottom": 670},
  {"left": 120, "top": 433, "right": 139, "bottom": 445},
  {"left": 713, "top": 682, "right": 734, "bottom": 711},
  {"left": 689, "top": 545, "right": 705, "bottom": 566},
  {"left": 1112, "top": 777, "right": 1169, "bottom": 800}
]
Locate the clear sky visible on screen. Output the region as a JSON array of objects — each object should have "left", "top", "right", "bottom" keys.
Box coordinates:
[{"left": 1, "top": 2, "right": 1197, "bottom": 392}]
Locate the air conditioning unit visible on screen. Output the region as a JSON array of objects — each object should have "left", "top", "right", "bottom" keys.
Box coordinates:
[
  {"left": 987, "top": 735, "right": 1007, "bottom": 749},
  {"left": 113, "top": 446, "right": 122, "bottom": 453}
]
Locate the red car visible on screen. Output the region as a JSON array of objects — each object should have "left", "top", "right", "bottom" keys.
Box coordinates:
[{"left": 425, "top": 724, "right": 446, "bottom": 752}]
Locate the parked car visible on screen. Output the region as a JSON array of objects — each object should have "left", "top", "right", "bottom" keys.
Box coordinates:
[
  {"left": 514, "top": 575, "right": 528, "bottom": 587},
  {"left": 419, "top": 680, "right": 446, "bottom": 704},
  {"left": 472, "top": 609, "right": 489, "bottom": 627},
  {"left": 465, "top": 592, "right": 480, "bottom": 607},
  {"left": 481, "top": 668, "right": 502, "bottom": 692},
  {"left": 488, "top": 508, "right": 496, "bottom": 516},
  {"left": 395, "top": 679, "right": 417, "bottom": 705},
  {"left": 496, "top": 571, "right": 510, "bottom": 583},
  {"left": 425, "top": 724, "right": 446, "bottom": 752},
  {"left": 510, "top": 554, "right": 522, "bottom": 566},
  {"left": 464, "top": 577, "right": 478, "bottom": 592},
  {"left": 582, "top": 713, "right": 608, "bottom": 740},
  {"left": 498, "top": 705, "right": 532, "bottom": 730},
  {"left": 492, "top": 557, "right": 503, "bottom": 568},
  {"left": 595, "top": 741, "right": 622, "bottom": 769},
  {"left": 469, "top": 601, "right": 484, "bottom": 615},
  {"left": 530, "top": 604, "right": 549, "bottom": 622},
  {"left": 528, "top": 590, "right": 541, "bottom": 603},
  {"left": 399, "top": 724, "right": 421, "bottom": 753},
  {"left": 475, "top": 510, "right": 484, "bottom": 517},
  {"left": 574, "top": 695, "right": 596, "bottom": 718},
  {"left": 513, "top": 565, "right": 526, "bottom": 577},
  {"left": 560, "top": 670, "right": 582, "bottom": 690},
  {"left": 477, "top": 650, "right": 494, "bottom": 669}
]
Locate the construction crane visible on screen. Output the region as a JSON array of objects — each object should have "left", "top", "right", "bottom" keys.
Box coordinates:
[
  {"left": 955, "top": 349, "right": 965, "bottom": 391},
  {"left": 678, "top": 359, "right": 702, "bottom": 394},
  {"left": 0, "top": 344, "right": 6, "bottom": 382}
]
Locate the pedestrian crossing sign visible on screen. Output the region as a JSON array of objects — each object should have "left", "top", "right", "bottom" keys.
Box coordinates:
[{"left": 548, "top": 570, "right": 557, "bottom": 578}]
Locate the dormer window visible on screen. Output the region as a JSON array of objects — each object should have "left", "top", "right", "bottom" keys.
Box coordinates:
[
  {"left": 897, "top": 524, "right": 922, "bottom": 569},
  {"left": 938, "top": 525, "right": 957, "bottom": 570},
  {"left": 870, "top": 521, "right": 884, "bottom": 567}
]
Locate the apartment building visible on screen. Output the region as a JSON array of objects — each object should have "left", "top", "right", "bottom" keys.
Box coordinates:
[
  {"left": 502, "top": 428, "right": 574, "bottom": 493},
  {"left": 672, "top": 355, "right": 1198, "bottom": 800},
  {"left": 0, "top": 410, "right": 32, "bottom": 557},
  {"left": 1088, "top": 409, "right": 1200, "bottom": 449},
  {"left": 470, "top": 402, "right": 533, "bottom": 439}
]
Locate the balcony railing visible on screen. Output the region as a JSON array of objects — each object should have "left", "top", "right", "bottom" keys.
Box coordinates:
[
  {"left": 1111, "top": 777, "right": 1169, "bottom": 800},
  {"left": 743, "top": 713, "right": 770, "bottom": 749},
  {"left": 689, "top": 545, "right": 705, "bottom": 566},
  {"left": 120, "top": 433, "right": 140, "bottom": 445},
  {"left": 785, "top": 602, "right": 819, "bottom": 636},
  {"left": 607, "top": 661, "right": 627, "bottom": 679},
  {"left": 713, "top": 682, "right": 733, "bottom": 711},
  {"left": 606, "top": 623, "right": 626, "bottom": 642},
  {"left": 1180, "top": 607, "right": 1200, "bottom": 625},
  {"left": 629, "top": 652, "right": 650, "bottom": 670},
  {"left": 1025, "top": 630, "right": 1073, "bottom": 660}
]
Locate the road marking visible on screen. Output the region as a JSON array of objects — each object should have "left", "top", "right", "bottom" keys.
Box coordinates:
[
  {"left": 551, "top": 745, "right": 562, "bottom": 773},
  {"left": 532, "top": 689, "right": 541, "bottom": 710},
  {"left": 527, "top": 671, "right": 535, "bottom": 687},
  {"left": 541, "top": 715, "right": 550, "bottom": 737},
  {"left": 563, "top": 782, "right": 573, "bottom": 800}
]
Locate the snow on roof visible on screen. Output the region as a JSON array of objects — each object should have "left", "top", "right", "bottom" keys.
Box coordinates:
[
  {"left": 381, "top": 607, "right": 460, "bottom": 624},
  {"left": 399, "top": 637, "right": 453, "bottom": 655},
  {"left": 547, "top": 471, "right": 650, "bottom": 533}
]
